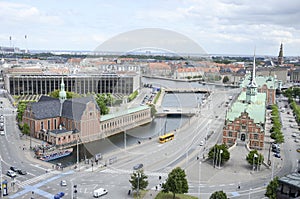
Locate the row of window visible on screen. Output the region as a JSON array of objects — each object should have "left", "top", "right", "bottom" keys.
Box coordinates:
[{"left": 101, "top": 111, "right": 149, "bottom": 131}]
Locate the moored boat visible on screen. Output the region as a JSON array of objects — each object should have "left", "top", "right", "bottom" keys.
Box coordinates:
[{"left": 39, "top": 148, "right": 73, "bottom": 162}]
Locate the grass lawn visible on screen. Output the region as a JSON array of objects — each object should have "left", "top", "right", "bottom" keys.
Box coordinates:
[
  {"left": 133, "top": 190, "right": 147, "bottom": 199},
  {"left": 155, "top": 192, "right": 198, "bottom": 199}
]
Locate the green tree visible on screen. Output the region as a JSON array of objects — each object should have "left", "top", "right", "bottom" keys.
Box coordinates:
[
  {"left": 162, "top": 167, "right": 188, "bottom": 199},
  {"left": 17, "top": 101, "right": 30, "bottom": 122},
  {"left": 95, "top": 94, "right": 111, "bottom": 115},
  {"left": 246, "top": 150, "right": 264, "bottom": 168},
  {"left": 49, "top": 90, "right": 80, "bottom": 99},
  {"left": 22, "top": 123, "right": 30, "bottom": 135},
  {"left": 222, "top": 76, "right": 230, "bottom": 84},
  {"left": 208, "top": 144, "right": 230, "bottom": 166},
  {"left": 265, "top": 177, "right": 279, "bottom": 199},
  {"left": 210, "top": 190, "right": 227, "bottom": 199},
  {"left": 129, "top": 169, "right": 148, "bottom": 196}
]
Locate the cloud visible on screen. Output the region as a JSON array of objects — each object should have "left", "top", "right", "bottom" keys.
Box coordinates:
[{"left": 0, "top": 1, "right": 63, "bottom": 26}]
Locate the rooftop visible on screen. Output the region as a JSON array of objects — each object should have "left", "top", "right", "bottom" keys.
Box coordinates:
[
  {"left": 240, "top": 74, "right": 277, "bottom": 89},
  {"left": 279, "top": 172, "right": 300, "bottom": 188},
  {"left": 226, "top": 92, "right": 266, "bottom": 124}
]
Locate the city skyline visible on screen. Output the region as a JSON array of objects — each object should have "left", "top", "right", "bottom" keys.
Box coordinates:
[{"left": 1, "top": 0, "right": 300, "bottom": 56}]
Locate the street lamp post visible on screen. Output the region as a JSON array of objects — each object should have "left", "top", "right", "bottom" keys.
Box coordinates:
[
  {"left": 219, "top": 149, "right": 223, "bottom": 169},
  {"left": 76, "top": 138, "right": 79, "bottom": 171},
  {"left": 253, "top": 154, "right": 258, "bottom": 172},
  {"left": 133, "top": 164, "right": 143, "bottom": 199}
]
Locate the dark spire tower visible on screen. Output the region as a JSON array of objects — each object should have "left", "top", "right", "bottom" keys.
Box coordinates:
[{"left": 278, "top": 43, "right": 284, "bottom": 65}]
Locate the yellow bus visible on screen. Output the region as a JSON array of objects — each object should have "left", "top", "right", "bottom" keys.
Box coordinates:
[{"left": 159, "top": 132, "right": 175, "bottom": 143}]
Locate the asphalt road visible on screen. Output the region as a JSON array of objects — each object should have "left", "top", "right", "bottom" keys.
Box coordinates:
[{"left": 1, "top": 85, "right": 299, "bottom": 199}]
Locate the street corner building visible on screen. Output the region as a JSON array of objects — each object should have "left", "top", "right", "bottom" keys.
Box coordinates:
[{"left": 222, "top": 53, "right": 279, "bottom": 150}]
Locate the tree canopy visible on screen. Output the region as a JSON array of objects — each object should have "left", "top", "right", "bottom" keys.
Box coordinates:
[
  {"left": 210, "top": 190, "right": 228, "bottom": 199},
  {"left": 129, "top": 169, "right": 148, "bottom": 195},
  {"left": 95, "top": 94, "right": 114, "bottom": 115},
  {"left": 246, "top": 150, "right": 264, "bottom": 168},
  {"left": 265, "top": 177, "right": 279, "bottom": 199},
  {"left": 162, "top": 167, "right": 188, "bottom": 199},
  {"left": 208, "top": 144, "right": 230, "bottom": 166},
  {"left": 270, "top": 104, "right": 284, "bottom": 144},
  {"left": 49, "top": 89, "right": 81, "bottom": 99}
]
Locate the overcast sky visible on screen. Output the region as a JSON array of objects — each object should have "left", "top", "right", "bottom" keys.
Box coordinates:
[{"left": 1, "top": 0, "right": 300, "bottom": 56}]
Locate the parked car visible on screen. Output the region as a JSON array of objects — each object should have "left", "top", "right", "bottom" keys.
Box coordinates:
[
  {"left": 274, "top": 153, "right": 281, "bottom": 158},
  {"left": 272, "top": 147, "right": 280, "bottom": 153}
]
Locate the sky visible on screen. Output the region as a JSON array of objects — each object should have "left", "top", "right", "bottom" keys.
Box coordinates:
[{"left": 1, "top": 0, "right": 300, "bottom": 56}]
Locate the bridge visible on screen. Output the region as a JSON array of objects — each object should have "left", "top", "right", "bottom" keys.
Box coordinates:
[
  {"left": 155, "top": 107, "right": 197, "bottom": 117},
  {"left": 164, "top": 88, "right": 210, "bottom": 94}
]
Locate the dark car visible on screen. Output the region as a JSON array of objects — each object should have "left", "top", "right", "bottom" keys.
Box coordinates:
[
  {"left": 133, "top": 163, "right": 143, "bottom": 170},
  {"left": 274, "top": 153, "right": 281, "bottom": 158},
  {"left": 17, "top": 169, "right": 27, "bottom": 175},
  {"left": 272, "top": 147, "right": 280, "bottom": 153},
  {"left": 54, "top": 192, "right": 65, "bottom": 199},
  {"left": 10, "top": 166, "right": 19, "bottom": 172}
]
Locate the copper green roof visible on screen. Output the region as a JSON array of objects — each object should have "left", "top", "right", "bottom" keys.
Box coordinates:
[
  {"left": 240, "top": 75, "right": 277, "bottom": 90},
  {"left": 101, "top": 105, "right": 150, "bottom": 121},
  {"left": 226, "top": 92, "right": 266, "bottom": 124}
]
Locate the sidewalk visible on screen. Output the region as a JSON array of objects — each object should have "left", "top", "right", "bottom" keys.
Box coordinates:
[{"left": 143, "top": 190, "right": 159, "bottom": 199}]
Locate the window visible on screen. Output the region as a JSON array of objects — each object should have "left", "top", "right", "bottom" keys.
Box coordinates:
[
  {"left": 41, "top": 121, "right": 44, "bottom": 129},
  {"left": 54, "top": 119, "right": 57, "bottom": 129},
  {"left": 242, "top": 125, "right": 246, "bottom": 130},
  {"left": 48, "top": 120, "right": 50, "bottom": 129},
  {"left": 254, "top": 134, "right": 259, "bottom": 139},
  {"left": 228, "top": 131, "right": 233, "bottom": 137}
]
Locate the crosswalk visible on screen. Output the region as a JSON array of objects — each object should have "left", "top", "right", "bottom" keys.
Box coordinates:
[
  {"left": 16, "top": 170, "right": 60, "bottom": 188},
  {"left": 100, "top": 167, "right": 168, "bottom": 178}
]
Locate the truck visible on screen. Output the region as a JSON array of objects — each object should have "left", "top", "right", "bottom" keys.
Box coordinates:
[{"left": 93, "top": 188, "right": 108, "bottom": 198}]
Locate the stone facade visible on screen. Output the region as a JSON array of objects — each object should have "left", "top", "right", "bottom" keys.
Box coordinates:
[{"left": 223, "top": 112, "right": 264, "bottom": 150}]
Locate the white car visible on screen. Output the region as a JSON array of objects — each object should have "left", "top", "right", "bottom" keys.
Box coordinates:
[
  {"left": 7, "top": 170, "right": 16, "bottom": 178},
  {"left": 199, "top": 141, "right": 204, "bottom": 146},
  {"left": 292, "top": 133, "right": 297, "bottom": 137},
  {"left": 0, "top": 131, "right": 4, "bottom": 136},
  {"left": 60, "top": 180, "right": 67, "bottom": 186},
  {"left": 93, "top": 188, "right": 108, "bottom": 198}
]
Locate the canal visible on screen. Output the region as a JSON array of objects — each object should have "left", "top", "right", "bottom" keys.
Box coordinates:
[{"left": 52, "top": 78, "right": 227, "bottom": 166}]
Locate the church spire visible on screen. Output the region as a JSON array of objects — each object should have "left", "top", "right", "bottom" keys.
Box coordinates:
[
  {"left": 278, "top": 43, "right": 284, "bottom": 65},
  {"left": 248, "top": 48, "right": 257, "bottom": 88},
  {"left": 59, "top": 76, "right": 67, "bottom": 102},
  {"left": 246, "top": 49, "right": 257, "bottom": 103}
]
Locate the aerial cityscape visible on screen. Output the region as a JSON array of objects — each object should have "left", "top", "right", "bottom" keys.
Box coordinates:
[{"left": 0, "top": 1, "right": 300, "bottom": 199}]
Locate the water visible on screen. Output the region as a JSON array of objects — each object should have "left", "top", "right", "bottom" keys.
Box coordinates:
[{"left": 51, "top": 78, "right": 210, "bottom": 166}]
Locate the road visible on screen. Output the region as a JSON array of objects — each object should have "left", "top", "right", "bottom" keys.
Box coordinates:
[
  {"left": 1, "top": 82, "right": 299, "bottom": 199},
  {"left": 0, "top": 96, "right": 49, "bottom": 197}
]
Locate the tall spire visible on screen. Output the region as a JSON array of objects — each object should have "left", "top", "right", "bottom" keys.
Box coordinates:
[
  {"left": 249, "top": 48, "right": 257, "bottom": 88},
  {"left": 59, "top": 76, "right": 67, "bottom": 102},
  {"left": 246, "top": 48, "right": 257, "bottom": 103},
  {"left": 278, "top": 43, "right": 284, "bottom": 65}
]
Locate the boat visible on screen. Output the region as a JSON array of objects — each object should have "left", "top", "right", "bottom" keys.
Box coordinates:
[{"left": 39, "top": 148, "right": 73, "bottom": 162}]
